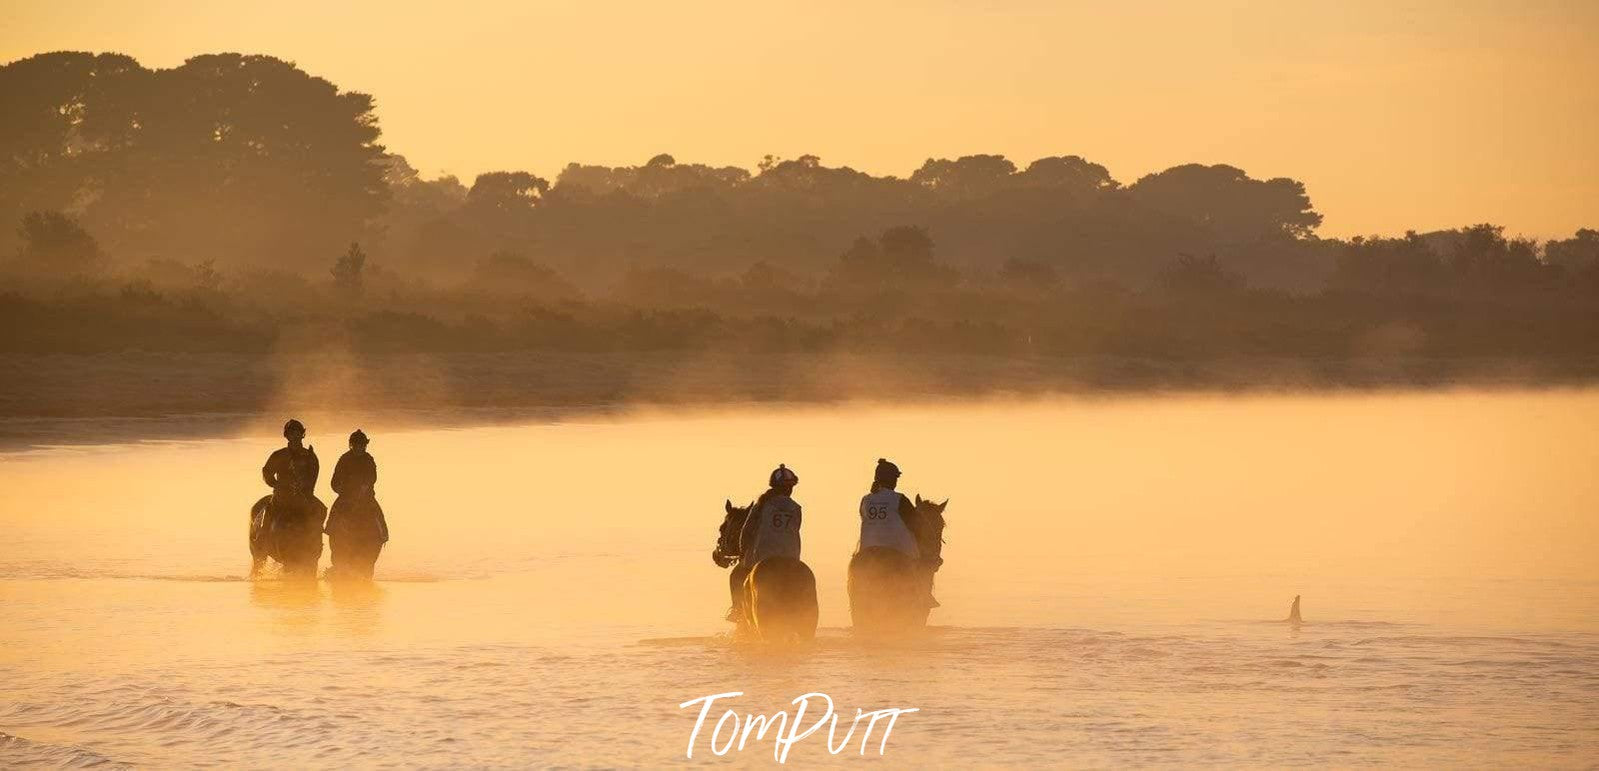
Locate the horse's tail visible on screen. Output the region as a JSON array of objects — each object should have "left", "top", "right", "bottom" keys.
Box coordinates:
[
  {"left": 745, "top": 557, "right": 818, "bottom": 641},
  {"left": 250, "top": 494, "right": 272, "bottom": 523},
  {"left": 248, "top": 495, "right": 274, "bottom": 562}
]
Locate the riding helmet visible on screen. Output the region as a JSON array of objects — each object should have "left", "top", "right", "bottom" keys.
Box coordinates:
[
  {"left": 769, "top": 463, "right": 799, "bottom": 487},
  {"left": 283, "top": 419, "right": 306, "bottom": 437},
  {"left": 349, "top": 429, "right": 369, "bottom": 446},
  {"left": 875, "top": 457, "right": 901, "bottom": 482}
]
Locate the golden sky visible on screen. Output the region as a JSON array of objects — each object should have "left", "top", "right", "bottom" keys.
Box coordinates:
[{"left": 3, "top": 0, "right": 1595, "bottom": 238}]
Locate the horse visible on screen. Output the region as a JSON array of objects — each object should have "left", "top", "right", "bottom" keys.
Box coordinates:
[
  {"left": 847, "top": 495, "right": 948, "bottom": 633},
  {"left": 249, "top": 492, "right": 327, "bottom": 578},
  {"left": 713, "top": 500, "right": 818, "bottom": 642}
]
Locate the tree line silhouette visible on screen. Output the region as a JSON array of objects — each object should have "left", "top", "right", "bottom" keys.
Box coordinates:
[{"left": 3, "top": 52, "right": 1597, "bottom": 369}]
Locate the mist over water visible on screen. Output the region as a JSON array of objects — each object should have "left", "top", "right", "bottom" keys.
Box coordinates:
[{"left": 3, "top": 390, "right": 1597, "bottom": 765}]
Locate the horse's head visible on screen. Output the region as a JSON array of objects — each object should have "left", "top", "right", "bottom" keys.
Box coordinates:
[
  {"left": 713, "top": 499, "right": 754, "bottom": 567},
  {"left": 912, "top": 494, "right": 949, "bottom": 564}
]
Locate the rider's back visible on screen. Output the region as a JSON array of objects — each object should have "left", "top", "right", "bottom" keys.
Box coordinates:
[
  {"left": 858, "top": 488, "right": 919, "bottom": 557},
  {"left": 331, "top": 449, "right": 376, "bottom": 496},
  {"left": 741, "top": 492, "right": 802, "bottom": 564}
]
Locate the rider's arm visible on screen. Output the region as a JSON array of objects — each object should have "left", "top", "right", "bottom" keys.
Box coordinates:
[
  {"left": 330, "top": 454, "right": 348, "bottom": 496},
  {"left": 262, "top": 450, "right": 280, "bottom": 488}
]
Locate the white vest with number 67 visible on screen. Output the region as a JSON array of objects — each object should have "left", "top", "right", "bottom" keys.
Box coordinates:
[
  {"left": 858, "top": 489, "right": 919, "bottom": 557},
  {"left": 746, "top": 494, "right": 802, "bottom": 564}
]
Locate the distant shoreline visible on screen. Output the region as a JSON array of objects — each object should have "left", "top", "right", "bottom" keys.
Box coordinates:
[{"left": 4, "top": 351, "right": 1598, "bottom": 449}]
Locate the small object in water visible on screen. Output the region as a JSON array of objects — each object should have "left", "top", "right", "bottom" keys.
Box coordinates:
[{"left": 1285, "top": 594, "right": 1303, "bottom": 624}]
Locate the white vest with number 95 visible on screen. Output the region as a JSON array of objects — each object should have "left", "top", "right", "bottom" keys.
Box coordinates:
[{"left": 858, "top": 489, "right": 919, "bottom": 557}]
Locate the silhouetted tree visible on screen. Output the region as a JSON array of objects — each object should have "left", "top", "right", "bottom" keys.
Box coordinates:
[
  {"left": 1015, "top": 156, "right": 1120, "bottom": 195},
  {"left": 1546, "top": 229, "right": 1599, "bottom": 272},
  {"left": 1130, "top": 164, "right": 1322, "bottom": 241},
  {"left": 133, "top": 257, "right": 224, "bottom": 292},
  {"left": 383, "top": 154, "right": 468, "bottom": 214},
  {"left": 460, "top": 171, "right": 550, "bottom": 247},
  {"left": 1333, "top": 232, "right": 1446, "bottom": 293},
  {"left": 1546, "top": 229, "right": 1599, "bottom": 291},
  {"left": 332, "top": 242, "right": 367, "bottom": 294},
  {"left": 1447, "top": 224, "right": 1547, "bottom": 293},
  {"left": 0, "top": 53, "right": 148, "bottom": 256},
  {"left": 911, "top": 154, "right": 1018, "bottom": 200},
  {"left": 194, "top": 259, "right": 222, "bottom": 291},
  {"left": 0, "top": 52, "right": 388, "bottom": 267},
  {"left": 13, "top": 211, "right": 103, "bottom": 275},
  {"left": 830, "top": 225, "right": 957, "bottom": 288},
  {"left": 8, "top": 49, "right": 1585, "bottom": 308},
  {"left": 466, "top": 171, "right": 549, "bottom": 214},
  {"left": 554, "top": 154, "right": 748, "bottom": 200}
]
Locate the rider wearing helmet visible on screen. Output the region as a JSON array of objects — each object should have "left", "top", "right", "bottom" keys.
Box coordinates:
[
  {"left": 857, "top": 458, "right": 939, "bottom": 609},
  {"left": 326, "top": 429, "right": 390, "bottom": 578},
  {"left": 259, "top": 419, "right": 325, "bottom": 564},
  {"left": 262, "top": 419, "right": 319, "bottom": 497},
  {"left": 727, "top": 464, "right": 803, "bottom": 620},
  {"left": 858, "top": 458, "right": 917, "bottom": 556}
]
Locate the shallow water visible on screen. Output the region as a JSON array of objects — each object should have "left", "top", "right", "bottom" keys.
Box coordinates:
[{"left": 2, "top": 391, "right": 1598, "bottom": 766}]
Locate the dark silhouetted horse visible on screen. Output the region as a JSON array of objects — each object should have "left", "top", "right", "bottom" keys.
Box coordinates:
[
  {"left": 249, "top": 493, "right": 327, "bottom": 578},
  {"left": 713, "top": 500, "right": 818, "bottom": 641},
  {"left": 848, "top": 495, "right": 947, "bottom": 633}
]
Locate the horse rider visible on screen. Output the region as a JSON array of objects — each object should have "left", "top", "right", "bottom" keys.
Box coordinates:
[
  {"left": 858, "top": 458, "right": 939, "bottom": 608},
  {"left": 326, "top": 429, "right": 390, "bottom": 578},
  {"left": 263, "top": 419, "right": 319, "bottom": 503},
  {"left": 727, "top": 464, "right": 803, "bottom": 621}
]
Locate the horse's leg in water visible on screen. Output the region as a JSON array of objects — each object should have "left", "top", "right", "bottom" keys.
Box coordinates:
[
  {"left": 915, "top": 567, "right": 935, "bottom": 626},
  {"left": 329, "top": 534, "right": 350, "bottom": 579},
  {"left": 792, "top": 564, "right": 819, "bottom": 641},
  {"left": 846, "top": 555, "right": 863, "bottom": 630},
  {"left": 727, "top": 562, "right": 752, "bottom": 623},
  {"left": 358, "top": 542, "right": 381, "bottom": 579},
  {"left": 286, "top": 524, "right": 321, "bottom": 580}
]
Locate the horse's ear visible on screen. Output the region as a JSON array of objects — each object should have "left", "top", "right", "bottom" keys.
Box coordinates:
[
  {"left": 938, "top": 498, "right": 949, "bottom": 511},
  {"left": 725, "top": 499, "right": 734, "bottom": 513},
  {"left": 914, "top": 494, "right": 924, "bottom": 505}
]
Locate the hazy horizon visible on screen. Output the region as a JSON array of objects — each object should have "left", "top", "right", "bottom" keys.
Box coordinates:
[{"left": 5, "top": 0, "right": 1595, "bottom": 239}]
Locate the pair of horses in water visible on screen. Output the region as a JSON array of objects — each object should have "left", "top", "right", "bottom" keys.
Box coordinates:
[
  {"left": 715, "top": 496, "right": 948, "bottom": 641},
  {"left": 248, "top": 493, "right": 327, "bottom": 577}
]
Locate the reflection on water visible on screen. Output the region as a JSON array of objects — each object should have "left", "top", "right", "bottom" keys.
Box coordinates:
[
  {"left": 2, "top": 390, "right": 1598, "bottom": 765},
  {"left": 245, "top": 578, "right": 387, "bottom": 638},
  {"left": 330, "top": 579, "right": 387, "bottom": 639},
  {"left": 248, "top": 577, "right": 321, "bottom": 609}
]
